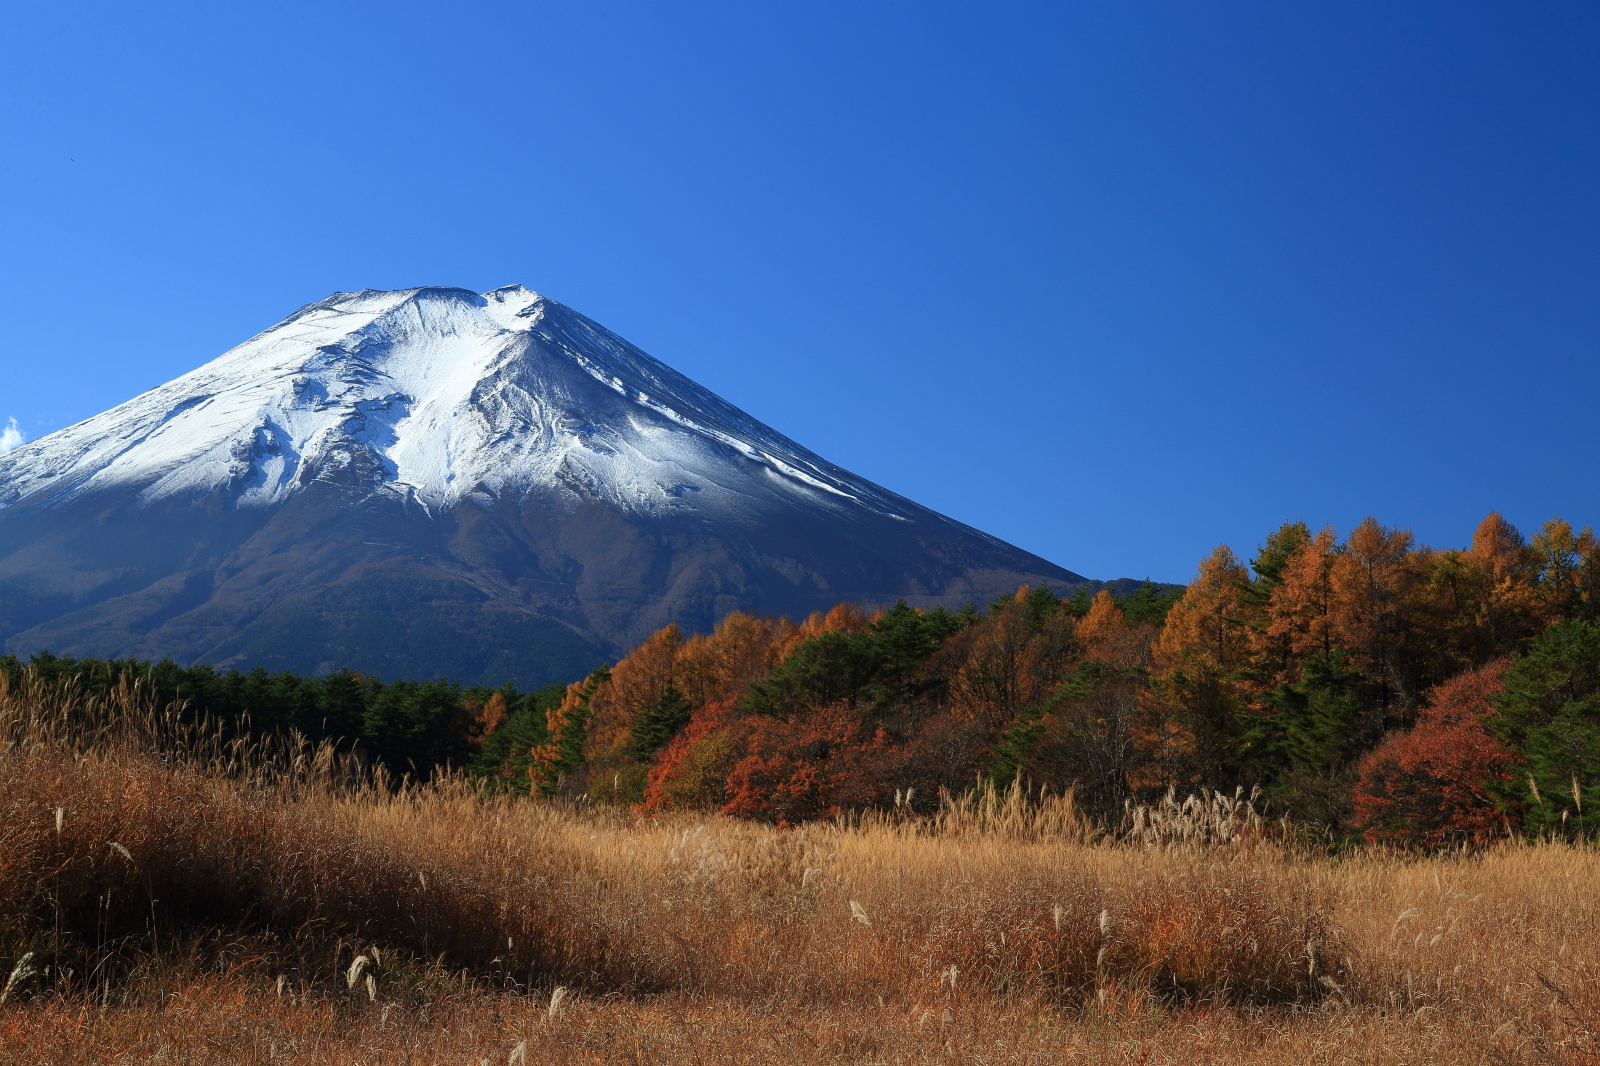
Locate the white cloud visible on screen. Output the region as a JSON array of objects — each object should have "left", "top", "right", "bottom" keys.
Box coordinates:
[{"left": 0, "top": 418, "right": 23, "bottom": 453}]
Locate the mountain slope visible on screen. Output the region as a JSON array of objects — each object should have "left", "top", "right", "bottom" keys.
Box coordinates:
[{"left": 0, "top": 286, "right": 1087, "bottom": 685}]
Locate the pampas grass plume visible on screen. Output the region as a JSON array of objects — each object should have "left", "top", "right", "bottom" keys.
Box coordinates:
[{"left": 1, "top": 953, "right": 36, "bottom": 1005}]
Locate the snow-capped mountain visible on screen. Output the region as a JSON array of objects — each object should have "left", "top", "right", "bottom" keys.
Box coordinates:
[
  {"left": 0, "top": 286, "right": 1086, "bottom": 685},
  {"left": 2, "top": 286, "right": 914, "bottom": 522}
]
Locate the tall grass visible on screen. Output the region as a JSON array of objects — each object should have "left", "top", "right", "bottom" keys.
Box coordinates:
[{"left": 2, "top": 673, "right": 1597, "bottom": 1063}]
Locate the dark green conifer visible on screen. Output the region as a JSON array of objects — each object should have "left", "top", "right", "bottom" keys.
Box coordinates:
[{"left": 630, "top": 682, "right": 691, "bottom": 758}]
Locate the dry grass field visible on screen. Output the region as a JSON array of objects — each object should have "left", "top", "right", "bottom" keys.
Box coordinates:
[{"left": 2, "top": 678, "right": 1597, "bottom": 1064}]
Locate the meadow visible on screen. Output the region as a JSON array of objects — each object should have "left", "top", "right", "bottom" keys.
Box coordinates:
[{"left": 2, "top": 676, "right": 1597, "bottom": 1065}]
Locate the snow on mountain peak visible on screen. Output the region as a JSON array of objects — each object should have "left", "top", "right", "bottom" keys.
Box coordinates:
[{"left": 0, "top": 286, "right": 910, "bottom": 526}]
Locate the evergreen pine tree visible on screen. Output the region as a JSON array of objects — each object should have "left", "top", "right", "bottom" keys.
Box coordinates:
[
  {"left": 1281, "top": 649, "right": 1365, "bottom": 775},
  {"left": 1488, "top": 618, "right": 1600, "bottom": 833},
  {"left": 1023, "top": 583, "right": 1061, "bottom": 632},
  {"left": 629, "top": 682, "right": 691, "bottom": 758},
  {"left": 1117, "top": 579, "right": 1184, "bottom": 627},
  {"left": 1243, "top": 521, "right": 1312, "bottom": 611}
]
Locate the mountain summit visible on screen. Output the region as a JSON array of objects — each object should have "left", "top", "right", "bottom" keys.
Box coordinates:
[{"left": 0, "top": 286, "right": 1086, "bottom": 684}]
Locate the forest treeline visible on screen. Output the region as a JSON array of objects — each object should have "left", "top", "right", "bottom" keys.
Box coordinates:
[
  {"left": 482, "top": 512, "right": 1600, "bottom": 844},
  {"left": 10, "top": 512, "right": 1600, "bottom": 843},
  {"left": 0, "top": 651, "right": 567, "bottom": 778}
]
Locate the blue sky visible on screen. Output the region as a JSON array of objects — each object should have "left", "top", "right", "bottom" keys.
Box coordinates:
[{"left": 1, "top": 1, "right": 1595, "bottom": 584}]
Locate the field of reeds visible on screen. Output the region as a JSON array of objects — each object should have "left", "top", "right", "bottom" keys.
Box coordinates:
[{"left": 2, "top": 675, "right": 1598, "bottom": 1064}]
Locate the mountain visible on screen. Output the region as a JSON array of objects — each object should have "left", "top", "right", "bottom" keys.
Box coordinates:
[{"left": 0, "top": 286, "right": 1089, "bottom": 686}]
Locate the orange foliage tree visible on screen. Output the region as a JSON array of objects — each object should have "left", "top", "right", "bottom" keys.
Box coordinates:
[
  {"left": 672, "top": 611, "right": 801, "bottom": 708},
  {"left": 1423, "top": 513, "right": 1545, "bottom": 674},
  {"left": 1265, "top": 525, "right": 1342, "bottom": 664},
  {"left": 527, "top": 665, "right": 609, "bottom": 798},
  {"left": 940, "top": 586, "right": 1076, "bottom": 731},
  {"left": 1156, "top": 546, "right": 1252, "bottom": 675},
  {"left": 581, "top": 625, "right": 682, "bottom": 801},
  {"left": 1152, "top": 545, "right": 1254, "bottom": 789},
  {"left": 1333, "top": 517, "right": 1428, "bottom": 725}
]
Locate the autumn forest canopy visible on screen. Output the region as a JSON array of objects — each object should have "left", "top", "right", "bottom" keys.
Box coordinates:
[{"left": 10, "top": 511, "right": 1600, "bottom": 846}]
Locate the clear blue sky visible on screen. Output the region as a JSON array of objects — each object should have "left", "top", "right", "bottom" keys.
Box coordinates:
[{"left": 1, "top": 2, "right": 1595, "bottom": 584}]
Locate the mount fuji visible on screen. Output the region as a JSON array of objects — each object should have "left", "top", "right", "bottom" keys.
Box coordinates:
[{"left": 0, "top": 286, "right": 1088, "bottom": 685}]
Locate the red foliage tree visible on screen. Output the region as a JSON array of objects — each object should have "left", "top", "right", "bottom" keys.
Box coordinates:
[
  {"left": 720, "top": 707, "right": 989, "bottom": 825},
  {"left": 721, "top": 704, "right": 896, "bottom": 825},
  {"left": 636, "top": 697, "right": 746, "bottom": 814},
  {"left": 1352, "top": 659, "right": 1521, "bottom": 846}
]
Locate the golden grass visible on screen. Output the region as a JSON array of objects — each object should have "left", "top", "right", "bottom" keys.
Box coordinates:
[
  {"left": 0, "top": 984, "right": 1545, "bottom": 1065},
  {"left": 2, "top": 678, "right": 1598, "bottom": 1063}
]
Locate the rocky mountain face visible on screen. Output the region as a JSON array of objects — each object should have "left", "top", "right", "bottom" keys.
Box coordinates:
[{"left": 0, "top": 286, "right": 1088, "bottom": 686}]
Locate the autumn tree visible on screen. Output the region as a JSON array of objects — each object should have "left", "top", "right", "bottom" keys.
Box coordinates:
[
  {"left": 1153, "top": 545, "right": 1253, "bottom": 790},
  {"left": 1237, "top": 521, "right": 1311, "bottom": 689},
  {"left": 1157, "top": 548, "right": 1252, "bottom": 672},
  {"left": 795, "top": 602, "right": 874, "bottom": 640},
  {"left": 942, "top": 585, "right": 1077, "bottom": 731},
  {"left": 464, "top": 690, "right": 509, "bottom": 747},
  {"left": 1463, "top": 513, "right": 1540, "bottom": 656},
  {"left": 528, "top": 665, "right": 610, "bottom": 798},
  {"left": 470, "top": 683, "right": 565, "bottom": 793},
  {"left": 1329, "top": 517, "right": 1429, "bottom": 731},
  {"left": 638, "top": 697, "right": 747, "bottom": 813},
  {"left": 1352, "top": 659, "right": 1519, "bottom": 846},
  {"left": 580, "top": 626, "right": 682, "bottom": 802},
  {"left": 1530, "top": 517, "right": 1600, "bottom": 622},
  {"left": 721, "top": 704, "right": 898, "bottom": 824},
  {"left": 673, "top": 611, "right": 799, "bottom": 708},
  {"left": 1264, "top": 525, "right": 1341, "bottom": 663},
  {"left": 1420, "top": 513, "right": 1542, "bottom": 682}
]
